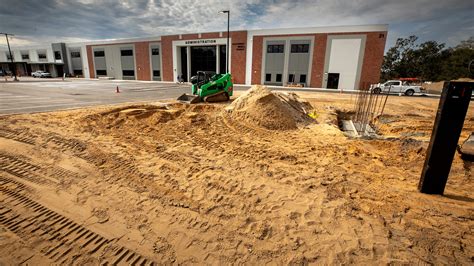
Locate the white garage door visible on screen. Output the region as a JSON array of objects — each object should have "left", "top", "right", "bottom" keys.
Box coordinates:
[{"left": 327, "top": 38, "right": 362, "bottom": 90}]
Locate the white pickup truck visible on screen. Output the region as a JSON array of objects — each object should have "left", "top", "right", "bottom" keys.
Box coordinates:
[{"left": 372, "top": 80, "right": 425, "bottom": 96}]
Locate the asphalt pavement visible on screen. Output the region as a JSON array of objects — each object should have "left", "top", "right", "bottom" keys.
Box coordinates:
[
  {"left": 0, "top": 78, "right": 195, "bottom": 115},
  {"left": 0, "top": 77, "right": 443, "bottom": 115}
]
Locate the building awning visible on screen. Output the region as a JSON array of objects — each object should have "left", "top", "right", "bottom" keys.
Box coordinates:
[
  {"left": 0, "top": 61, "right": 64, "bottom": 65},
  {"left": 27, "top": 62, "right": 64, "bottom": 65}
]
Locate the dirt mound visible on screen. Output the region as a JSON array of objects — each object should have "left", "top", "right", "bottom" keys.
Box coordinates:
[
  {"left": 423, "top": 81, "right": 444, "bottom": 93},
  {"left": 82, "top": 104, "right": 186, "bottom": 132},
  {"left": 423, "top": 79, "right": 474, "bottom": 94},
  {"left": 453, "top": 77, "right": 474, "bottom": 82},
  {"left": 226, "top": 85, "right": 314, "bottom": 130}
]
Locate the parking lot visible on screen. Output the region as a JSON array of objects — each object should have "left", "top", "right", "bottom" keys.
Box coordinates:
[{"left": 0, "top": 78, "right": 202, "bottom": 115}]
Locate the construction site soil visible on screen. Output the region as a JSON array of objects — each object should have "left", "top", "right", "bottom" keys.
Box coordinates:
[{"left": 0, "top": 88, "right": 473, "bottom": 265}]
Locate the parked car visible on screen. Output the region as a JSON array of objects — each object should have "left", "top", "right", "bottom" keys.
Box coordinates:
[
  {"left": 32, "top": 71, "right": 52, "bottom": 78},
  {"left": 372, "top": 80, "right": 425, "bottom": 96},
  {"left": 0, "top": 70, "right": 13, "bottom": 77}
]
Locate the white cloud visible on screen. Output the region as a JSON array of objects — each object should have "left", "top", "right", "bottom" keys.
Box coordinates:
[{"left": 0, "top": 0, "right": 472, "bottom": 50}]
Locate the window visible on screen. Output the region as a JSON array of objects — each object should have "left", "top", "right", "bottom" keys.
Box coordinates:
[
  {"left": 379, "top": 33, "right": 385, "bottom": 38},
  {"left": 299, "top": 74, "right": 307, "bottom": 83},
  {"left": 386, "top": 81, "right": 399, "bottom": 86},
  {"left": 288, "top": 74, "right": 295, "bottom": 83},
  {"left": 276, "top": 74, "right": 282, "bottom": 82},
  {"left": 151, "top": 48, "right": 159, "bottom": 55},
  {"left": 122, "top": 70, "right": 134, "bottom": 76},
  {"left": 94, "top": 50, "right": 105, "bottom": 57},
  {"left": 71, "top": 51, "right": 81, "bottom": 58},
  {"left": 153, "top": 70, "right": 160, "bottom": 77},
  {"left": 267, "top": 44, "right": 284, "bottom": 53},
  {"left": 265, "top": 73, "right": 271, "bottom": 82},
  {"left": 291, "top": 44, "right": 309, "bottom": 53},
  {"left": 54, "top": 51, "right": 61, "bottom": 60},
  {"left": 22, "top": 54, "right": 29, "bottom": 60},
  {"left": 96, "top": 70, "right": 106, "bottom": 76},
  {"left": 38, "top": 53, "right": 46, "bottom": 59},
  {"left": 73, "top": 69, "right": 83, "bottom": 75},
  {"left": 121, "top": 49, "right": 133, "bottom": 56}
]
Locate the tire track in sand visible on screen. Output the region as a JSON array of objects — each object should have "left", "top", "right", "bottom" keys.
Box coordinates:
[{"left": 0, "top": 176, "right": 157, "bottom": 265}]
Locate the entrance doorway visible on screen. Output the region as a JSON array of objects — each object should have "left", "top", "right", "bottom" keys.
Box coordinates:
[
  {"left": 180, "top": 47, "right": 188, "bottom": 82},
  {"left": 219, "top": 45, "right": 227, "bottom": 74},
  {"left": 327, "top": 73, "right": 340, "bottom": 89},
  {"left": 56, "top": 65, "right": 64, "bottom": 77},
  {"left": 190, "top": 46, "right": 216, "bottom": 77},
  {"left": 26, "top": 64, "right": 32, "bottom": 76}
]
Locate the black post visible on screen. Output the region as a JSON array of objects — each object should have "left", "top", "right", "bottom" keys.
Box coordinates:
[
  {"left": 418, "top": 81, "right": 473, "bottom": 194},
  {"left": 219, "top": 10, "right": 230, "bottom": 74},
  {"left": 226, "top": 10, "right": 229, "bottom": 74},
  {"left": 2, "top": 33, "right": 18, "bottom": 81}
]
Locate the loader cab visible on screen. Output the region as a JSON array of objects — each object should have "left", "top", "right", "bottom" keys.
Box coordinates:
[{"left": 191, "top": 71, "right": 217, "bottom": 86}]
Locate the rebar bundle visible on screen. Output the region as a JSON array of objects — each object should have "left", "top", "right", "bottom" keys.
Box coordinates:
[{"left": 351, "top": 85, "right": 391, "bottom": 135}]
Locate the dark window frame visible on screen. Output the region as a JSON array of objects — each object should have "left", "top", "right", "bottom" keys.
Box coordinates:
[
  {"left": 96, "top": 69, "right": 107, "bottom": 76},
  {"left": 265, "top": 73, "right": 271, "bottom": 82},
  {"left": 288, "top": 74, "right": 295, "bottom": 83},
  {"left": 38, "top": 53, "right": 47, "bottom": 59},
  {"left": 267, "top": 44, "right": 284, "bottom": 53},
  {"left": 54, "top": 51, "right": 61, "bottom": 60},
  {"left": 94, "top": 50, "right": 105, "bottom": 57},
  {"left": 71, "top": 51, "right": 81, "bottom": 58},
  {"left": 21, "top": 54, "right": 29, "bottom": 60},
  {"left": 120, "top": 49, "right": 133, "bottom": 56},
  {"left": 276, "top": 74, "right": 282, "bottom": 82},
  {"left": 153, "top": 70, "right": 161, "bottom": 77},
  {"left": 299, "top": 74, "right": 307, "bottom": 83},
  {"left": 122, "top": 70, "right": 135, "bottom": 76},
  {"left": 73, "top": 69, "right": 83, "bottom": 75},
  {"left": 151, "top": 48, "right": 160, "bottom": 55},
  {"left": 291, "top": 44, "right": 309, "bottom": 53}
]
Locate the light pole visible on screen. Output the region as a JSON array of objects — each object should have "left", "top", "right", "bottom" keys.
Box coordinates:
[
  {"left": 219, "top": 10, "right": 230, "bottom": 74},
  {"left": 0, "top": 33, "right": 18, "bottom": 81}
]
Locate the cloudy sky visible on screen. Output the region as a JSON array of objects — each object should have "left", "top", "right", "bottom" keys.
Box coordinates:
[{"left": 0, "top": 0, "right": 473, "bottom": 52}]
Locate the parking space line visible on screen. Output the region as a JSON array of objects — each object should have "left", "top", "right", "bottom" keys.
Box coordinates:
[
  {"left": 0, "top": 97, "right": 51, "bottom": 101},
  {"left": 0, "top": 101, "right": 102, "bottom": 111},
  {"left": 0, "top": 100, "right": 78, "bottom": 105}
]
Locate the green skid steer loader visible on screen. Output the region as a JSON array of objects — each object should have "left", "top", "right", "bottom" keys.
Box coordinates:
[{"left": 177, "top": 71, "right": 233, "bottom": 104}]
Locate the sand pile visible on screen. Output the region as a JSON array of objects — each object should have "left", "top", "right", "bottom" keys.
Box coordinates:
[
  {"left": 423, "top": 79, "right": 474, "bottom": 94},
  {"left": 227, "top": 85, "right": 314, "bottom": 130},
  {"left": 1, "top": 93, "right": 474, "bottom": 264}
]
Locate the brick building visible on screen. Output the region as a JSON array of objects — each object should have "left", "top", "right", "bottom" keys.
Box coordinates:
[{"left": 1, "top": 24, "right": 388, "bottom": 90}]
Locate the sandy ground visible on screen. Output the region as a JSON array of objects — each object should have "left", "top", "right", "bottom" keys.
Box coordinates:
[{"left": 0, "top": 91, "right": 473, "bottom": 264}]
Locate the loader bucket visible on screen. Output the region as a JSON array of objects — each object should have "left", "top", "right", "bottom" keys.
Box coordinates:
[{"left": 177, "top": 94, "right": 201, "bottom": 104}]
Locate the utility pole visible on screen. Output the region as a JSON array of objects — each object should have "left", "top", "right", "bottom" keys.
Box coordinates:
[
  {"left": 0, "top": 33, "right": 18, "bottom": 81},
  {"left": 219, "top": 10, "right": 230, "bottom": 73}
]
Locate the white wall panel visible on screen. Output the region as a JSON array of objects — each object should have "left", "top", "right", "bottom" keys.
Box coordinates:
[{"left": 327, "top": 38, "right": 361, "bottom": 90}]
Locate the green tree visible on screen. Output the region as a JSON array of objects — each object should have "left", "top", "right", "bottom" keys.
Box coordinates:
[
  {"left": 381, "top": 36, "right": 474, "bottom": 81},
  {"left": 455, "top": 36, "right": 474, "bottom": 50},
  {"left": 438, "top": 46, "right": 474, "bottom": 80},
  {"left": 381, "top": 35, "right": 418, "bottom": 81},
  {"left": 413, "top": 41, "right": 445, "bottom": 81}
]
